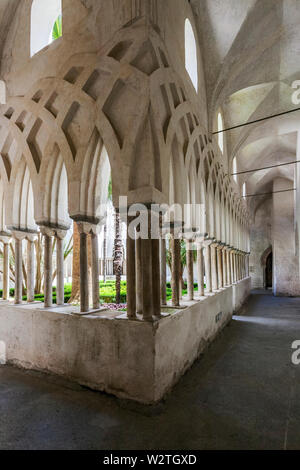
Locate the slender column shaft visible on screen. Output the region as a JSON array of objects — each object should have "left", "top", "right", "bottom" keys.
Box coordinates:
[
  {"left": 211, "top": 245, "right": 218, "bottom": 291},
  {"left": 232, "top": 252, "right": 236, "bottom": 283},
  {"left": 171, "top": 235, "right": 181, "bottom": 306},
  {"left": 135, "top": 237, "right": 142, "bottom": 314},
  {"left": 160, "top": 237, "right": 167, "bottom": 305},
  {"left": 14, "top": 239, "right": 23, "bottom": 304},
  {"left": 229, "top": 251, "right": 233, "bottom": 284},
  {"left": 3, "top": 243, "right": 9, "bottom": 300},
  {"left": 91, "top": 233, "right": 100, "bottom": 310},
  {"left": 226, "top": 250, "right": 231, "bottom": 285},
  {"left": 56, "top": 237, "right": 64, "bottom": 306},
  {"left": 217, "top": 247, "right": 223, "bottom": 289},
  {"left": 222, "top": 248, "right": 227, "bottom": 287},
  {"left": 44, "top": 234, "right": 53, "bottom": 308},
  {"left": 204, "top": 243, "right": 212, "bottom": 293},
  {"left": 186, "top": 240, "right": 194, "bottom": 300},
  {"left": 152, "top": 238, "right": 161, "bottom": 316},
  {"left": 126, "top": 226, "right": 136, "bottom": 319},
  {"left": 80, "top": 232, "right": 89, "bottom": 312},
  {"left": 197, "top": 243, "right": 204, "bottom": 297},
  {"left": 27, "top": 240, "right": 35, "bottom": 302},
  {"left": 141, "top": 237, "right": 153, "bottom": 320}
]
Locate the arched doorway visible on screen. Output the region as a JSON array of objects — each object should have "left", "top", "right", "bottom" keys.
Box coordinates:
[
  {"left": 265, "top": 251, "right": 272, "bottom": 289},
  {"left": 261, "top": 246, "right": 272, "bottom": 290}
]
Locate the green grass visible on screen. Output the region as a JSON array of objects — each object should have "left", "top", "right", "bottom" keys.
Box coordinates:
[{"left": 0, "top": 280, "right": 204, "bottom": 304}]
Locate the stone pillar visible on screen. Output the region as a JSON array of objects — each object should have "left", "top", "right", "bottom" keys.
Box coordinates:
[
  {"left": 55, "top": 231, "right": 67, "bottom": 306},
  {"left": 222, "top": 246, "right": 227, "bottom": 287},
  {"left": 232, "top": 250, "right": 237, "bottom": 284},
  {"left": 186, "top": 239, "right": 194, "bottom": 300},
  {"left": 134, "top": 209, "right": 161, "bottom": 320},
  {"left": 126, "top": 220, "right": 136, "bottom": 319},
  {"left": 41, "top": 228, "right": 54, "bottom": 308},
  {"left": 135, "top": 236, "right": 142, "bottom": 314},
  {"left": 12, "top": 232, "right": 25, "bottom": 305},
  {"left": 77, "top": 224, "right": 89, "bottom": 313},
  {"left": 26, "top": 236, "right": 36, "bottom": 302},
  {"left": 196, "top": 241, "right": 205, "bottom": 297},
  {"left": 160, "top": 236, "right": 167, "bottom": 306},
  {"left": 211, "top": 242, "right": 218, "bottom": 291},
  {"left": 246, "top": 253, "right": 250, "bottom": 277},
  {"left": 226, "top": 247, "right": 231, "bottom": 285},
  {"left": 229, "top": 248, "right": 234, "bottom": 284},
  {"left": 203, "top": 239, "right": 212, "bottom": 293},
  {"left": 1, "top": 236, "right": 10, "bottom": 300},
  {"left": 217, "top": 245, "right": 223, "bottom": 289},
  {"left": 91, "top": 231, "right": 100, "bottom": 310},
  {"left": 152, "top": 237, "right": 161, "bottom": 315},
  {"left": 171, "top": 231, "right": 181, "bottom": 306}
]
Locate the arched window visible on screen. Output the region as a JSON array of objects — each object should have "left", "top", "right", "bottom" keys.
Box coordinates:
[
  {"left": 217, "top": 112, "right": 224, "bottom": 153},
  {"left": 233, "top": 157, "right": 237, "bottom": 183},
  {"left": 185, "top": 19, "right": 198, "bottom": 91},
  {"left": 31, "top": 0, "right": 62, "bottom": 57}
]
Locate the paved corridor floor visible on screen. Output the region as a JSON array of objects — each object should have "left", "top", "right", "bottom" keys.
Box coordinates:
[{"left": 1, "top": 290, "right": 300, "bottom": 450}]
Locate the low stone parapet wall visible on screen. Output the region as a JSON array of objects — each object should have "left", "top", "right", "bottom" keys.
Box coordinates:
[{"left": 0, "top": 278, "right": 251, "bottom": 404}]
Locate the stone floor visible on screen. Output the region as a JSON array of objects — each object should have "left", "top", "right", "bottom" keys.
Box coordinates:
[{"left": 1, "top": 289, "right": 300, "bottom": 450}]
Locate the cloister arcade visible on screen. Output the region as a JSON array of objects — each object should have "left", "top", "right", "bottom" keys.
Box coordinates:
[
  {"left": 0, "top": 0, "right": 249, "bottom": 321},
  {"left": 1, "top": 0, "right": 298, "bottom": 407}
]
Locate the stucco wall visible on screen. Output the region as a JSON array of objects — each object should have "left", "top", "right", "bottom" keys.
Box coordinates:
[
  {"left": 273, "top": 178, "right": 300, "bottom": 296},
  {"left": 250, "top": 198, "right": 272, "bottom": 289},
  {"left": 0, "top": 278, "right": 251, "bottom": 404}
]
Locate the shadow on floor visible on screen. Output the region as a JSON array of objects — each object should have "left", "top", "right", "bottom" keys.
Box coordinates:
[{"left": 1, "top": 290, "right": 300, "bottom": 450}]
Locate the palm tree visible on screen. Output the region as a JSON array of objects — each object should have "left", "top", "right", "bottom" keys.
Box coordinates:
[{"left": 166, "top": 238, "right": 197, "bottom": 292}]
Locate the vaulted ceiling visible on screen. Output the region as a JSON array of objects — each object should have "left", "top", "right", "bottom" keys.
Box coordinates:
[{"left": 191, "top": 0, "right": 300, "bottom": 212}]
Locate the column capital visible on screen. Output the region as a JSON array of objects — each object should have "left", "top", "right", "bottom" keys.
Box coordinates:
[
  {"left": 55, "top": 229, "right": 68, "bottom": 240},
  {"left": 0, "top": 232, "right": 11, "bottom": 244},
  {"left": 76, "top": 221, "right": 100, "bottom": 235},
  {"left": 11, "top": 230, "right": 28, "bottom": 241},
  {"left": 39, "top": 226, "right": 55, "bottom": 238},
  {"left": 203, "top": 237, "right": 214, "bottom": 247}
]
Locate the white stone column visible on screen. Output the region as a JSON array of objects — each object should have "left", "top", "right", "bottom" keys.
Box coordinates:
[
  {"left": 0, "top": 235, "right": 10, "bottom": 300},
  {"left": 217, "top": 244, "right": 223, "bottom": 289},
  {"left": 230, "top": 249, "right": 234, "bottom": 284},
  {"left": 160, "top": 235, "right": 167, "bottom": 306},
  {"left": 91, "top": 230, "right": 100, "bottom": 310},
  {"left": 211, "top": 242, "right": 218, "bottom": 291},
  {"left": 41, "top": 227, "right": 54, "bottom": 308},
  {"left": 12, "top": 231, "right": 26, "bottom": 305},
  {"left": 233, "top": 250, "right": 237, "bottom": 283},
  {"left": 222, "top": 246, "right": 227, "bottom": 287},
  {"left": 186, "top": 239, "right": 194, "bottom": 300},
  {"left": 126, "top": 218, "right": 136, "bottom": 319},
  {"left": 26, "top": 235, "right": 36, "bottom": 303},
  {"left": 203, "top": 239, "right": 212, "bottom": 293},
  {"left": 196, "top": 241, "right": 205, "bottom": 297},
  {"left": 77, "top": 222, "right": 90, "bottom": 313},
  {"left": 55, "top": 230, "right": 67, "bottom": 306},
  {"left": 226, "top": 247, "right": 231, "bottom": 286},
  {"left": 171, "top": 230, "right": 181, "bottom": 306}
]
